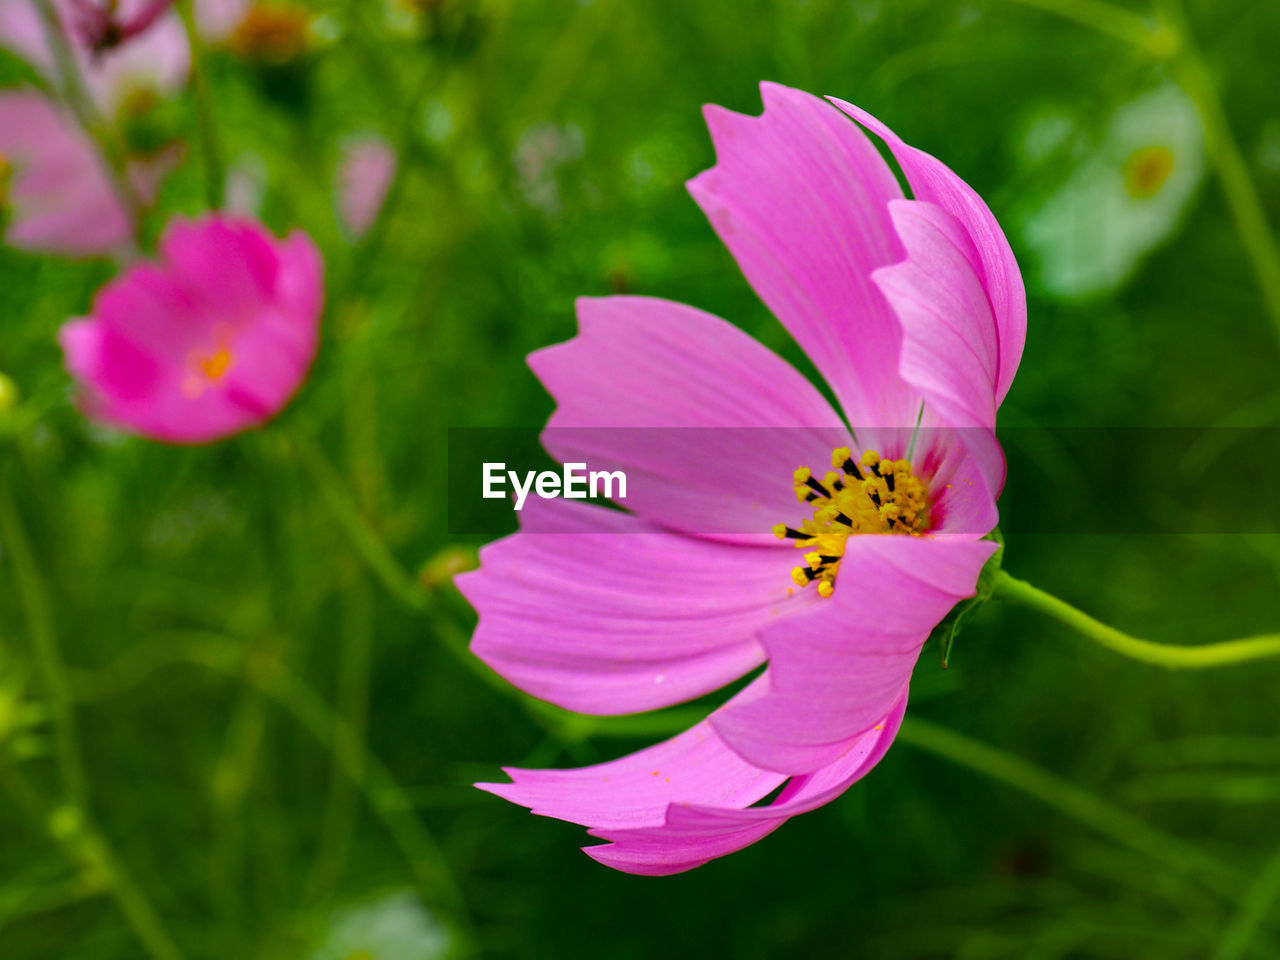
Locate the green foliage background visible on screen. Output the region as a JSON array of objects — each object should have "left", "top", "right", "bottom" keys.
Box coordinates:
[{"left": 1, "top": 0, "right": 1279, "bottom": 957}]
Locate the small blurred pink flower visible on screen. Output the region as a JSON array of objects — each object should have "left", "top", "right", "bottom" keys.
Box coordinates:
[
  {"left": 65, "top": 0, "right": 175, "bottom": 52},
  {"left": 336, "top": 136, "right": 397, "bottom": 238},
  {"left": 458, "top": 83, "right": 1027, "bottom": 874},
  {"left": 195, "top": 0, "right": 250, "bottom": 43},
  {"left": 0, "top": 91, "right": 169, "bottom": 256},
  {"left": 60, "top": 214, "right": 324, "bottom": 443},
  {"left": 0, "top": 0, "right": 189, "bottom": 114}
]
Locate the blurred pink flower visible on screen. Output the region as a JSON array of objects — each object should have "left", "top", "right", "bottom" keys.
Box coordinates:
[
  {"left": 65, "top": 0, "right": 176, "bottom": 52},
  {"left": 457, "top": 83, "right": 1026, "bottom": 874},
  {"left": 336, "top": 135, "right": 397, "bottom": 238},
  {"left": 0, "top": 0, "right": 189, "bottom": 114},
  {"left": 195, "top": 0, "right": 250, "bottom": 43},
  {"left": 60, "top": 214, "right": 324, "bottom": 443},
  {"left": 0, "top": 90, "right": 169, "bottom": 255}
]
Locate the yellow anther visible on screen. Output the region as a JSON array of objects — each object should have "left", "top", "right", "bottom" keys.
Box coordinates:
[
  {"left": 771, "top": 523, "right": 787, "bottom": 540},
  {"left": 199, "top": 347, "right": 234, "bottom": 381},
  {"left": 774, "top": 447, "right": 931, "bottom": 599}
]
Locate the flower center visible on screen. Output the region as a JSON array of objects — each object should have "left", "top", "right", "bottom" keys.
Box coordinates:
[
  {"left": 1123, "top": 145, "right": 1175, "bottom": 199},
  {"left": 182, "top": 344, "right": 235, "bottom": 398},
  {"left": 199, "top": 347, "right": 234, "bottom": 381},
  {"left": 772, "top": 448, "right": 931, "bottom": 598}
]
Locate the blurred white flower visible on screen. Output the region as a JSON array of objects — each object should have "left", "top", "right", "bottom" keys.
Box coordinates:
[
  {"left": 512, "top": 122, "right": 583, "bottom": 215},
  {"left": 1021, "top": 84, "right": 1206, "bottom": 299},
  {"left": 307, "top": 889, "right": 450, "bottom": 960}
]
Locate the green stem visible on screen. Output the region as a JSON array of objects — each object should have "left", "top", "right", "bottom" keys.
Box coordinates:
[
  {"left": 1214, "top": 841, "right": 1280, "bottom": 960},
  {"left": 232, "top": 661, "right": 476, "bottom": 953},
  {"left": 997, "top": 0, "right": 1166, "bottom": 50},
  {"left": 0, "top": 767, "right": 184, "bottom": 960},
  {"left": 293, "top": 433, "right": 427, "bottom": 611},
  {"left": 32, "top": 0, "right": 146, "bottom": 241},
  {"left": 0, "top": 483, "right": 86, "bottom": 811},
  {"left": 64, "top": 629, "right": 475, "bottom": 952},
  {"left": 293, "top": 434, "right": 601, "bottom": 753},
  {"left": 896, "top": 716, "right": 1242, "bottom": 895},
  {"left": 0, "top": 485, "right": 186, "bottom": 960},
  {"left": 177, "top": 0, "right": 225, "bottom": 209},
  {"left": 306, "top": 577, "right": 371, "bottom": 899},
  {"left": 993, "top": 571, "right": 1280, "bottom": 669},
  {"left": 1158, "top": 0, "right": 1280, "bottom": 349}
]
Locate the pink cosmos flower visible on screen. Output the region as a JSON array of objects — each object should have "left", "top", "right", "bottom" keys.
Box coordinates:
[
  {"left": 0, "top": 0, "right": 189, "bottom": 114},
  {"left": 59, "top": 214, "right": 324, "bottom": 443},
  {"left": 0, "top": 90, "right": 170, "bottom": 255},
  {"left": 336, "top": 135, "right": 398, "bottom": 238},
  {"left": 456, "top": 83, "right": 1026, "bottom": 875}
]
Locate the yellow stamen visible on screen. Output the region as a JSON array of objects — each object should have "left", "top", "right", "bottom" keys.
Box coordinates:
[
  {"left": 774, "top": 447, "right": 932, "bottom": 598},
  {"left": 199, "top": 347, "right": 234, "bottom": 381},
  {"left": 0, "top": 151, "right": 10, "bottom": 209}
]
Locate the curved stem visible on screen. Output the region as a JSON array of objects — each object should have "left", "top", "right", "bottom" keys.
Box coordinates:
[
  {"left": 0, "top": 483, "right": 86, "bottom": 811},
  {"left": 997, "top": 0, "right": 1164, "bottom": 50},
  {"left": 897, "top": 716, "right": 1243, "bottom": 895},
  {"left": 1158, "top": 0, "right": 1280, "bottom": 349},
  {"left": 1215, "top": 841, "right": 1280, "bottom": 960},
  {"left": 248, "top": 665, "right": 476, "bottom": 951},
  {"left": 0, "top": 483, "right": 185, "bottom": 960},
  {"left": 993, "top": 571, "right": 1280, "bottom": 669}
]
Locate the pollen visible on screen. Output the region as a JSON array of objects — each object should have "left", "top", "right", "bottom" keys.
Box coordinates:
[
  {"left": 182, "top": 345, "right": 236, "bottom": 398},
  {"left": 199, "top": 347, "right": 234, "bottom": 381},
  {"left": 772, "top": 448, "right": 931, "bottom": 597}
]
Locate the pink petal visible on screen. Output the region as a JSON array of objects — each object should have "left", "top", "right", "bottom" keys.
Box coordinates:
[
  {"left": 87, "top": 4, "right": 190, "bottom": 112},
  {"left": 457, "top": 498, "right": 818, "bottom": 715},
  {"left": 0, "top": 1, "right": 189, "bottom": 114},
  {"left": 480, "top": 680, "right": 906, "bottom": 876},
  {"left": 196, "top": 0, "right": 248, "bottom": 41},
  {"left": 0, "top": 1, "right": 53, "bottom": 76},
  {"left": 478, "top": 676, "right": 784, "bottom": 831},
  {"left": 827, "top": 97, "right": 1027, "bottom": 406},
  {"left": 877, "top": 200, "right": 998, "bottom": 431},
  {"left": 60, "top": 214, "right": 324, "bottom": 444},
  {"left": 0, "top": 91, "right": 135, "bottom": 256},
  {"left": 872, "top": 200, "right": 1012, "bottom": 496},
  {"left": 528, "top": 295, "right": 851, "bottom": 542},
  {"left": 687, "top": 82, "right": 920, "bottom": 432},
  {"left": 336, "top": 135, "right": 397, "bottom": 238},
  {"left": 588, "top": 695, "right": 906, "bottom": 876},
  {"left": 712, "top": 536, "right": 996, "bottom": 774}
]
